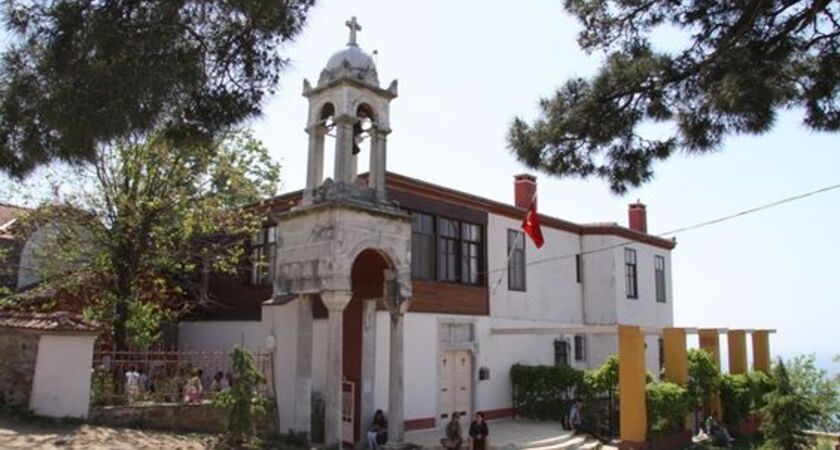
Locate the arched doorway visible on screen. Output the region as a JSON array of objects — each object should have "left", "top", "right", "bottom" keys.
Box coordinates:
[{"left": 345, "top": 248, "right": 391, "bottom": 442}]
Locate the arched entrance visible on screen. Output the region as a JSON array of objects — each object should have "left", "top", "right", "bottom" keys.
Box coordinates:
[{"left": 345, "top": 248, "right": 392, "bottom": 442}]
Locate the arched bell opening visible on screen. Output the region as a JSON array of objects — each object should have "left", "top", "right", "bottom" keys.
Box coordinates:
[
  {"left": 317, "top": 102, "right": 337, "bottom": 187},
  {"left": 344, "top": 248, "right": 392, "bottom": 442},
  {"left": 351, "top": 103, "right": 377, "bottom": 181}
]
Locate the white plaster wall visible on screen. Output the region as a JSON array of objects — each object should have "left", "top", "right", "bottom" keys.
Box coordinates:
[
  {"left": 178, "top": 321, "right": 266, "bottom": 353},
  {"left": 582, "top": 235, "right": 620, "bottom": 324},
  {"left": 614, "top": 242, "right": 674, "bottom": 328},
  {"left": 645, "top": 333, "right": 663, "bottom": 376},
  {"left": 29, "top": 334, "right": 96, "bottom": 418},
  {"left": 402, "top": 313, "right": 438, "bottom": 421},
  {"left": 263, "top": 301, "right": 300, "bottom": 432},
  {"left": 488, "top": 214, "right": 584, "bottom": 323}
]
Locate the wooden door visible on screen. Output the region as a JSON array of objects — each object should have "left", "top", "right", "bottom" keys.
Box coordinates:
[
  {"left": 453, "top": 350, "right": 472, "bottom": 419},
  {"left": 439, "top": 351, "right": 455, "bottom": 421}
]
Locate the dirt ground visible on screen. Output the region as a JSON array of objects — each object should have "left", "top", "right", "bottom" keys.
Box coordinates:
[{"left": 0, "top": 417, "right": 217, "bottom": 450}]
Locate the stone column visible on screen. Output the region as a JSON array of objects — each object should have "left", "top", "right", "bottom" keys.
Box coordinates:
[
  {"left": 386, "top": 312, "right": 405, "bottom": 444},
  {"left": 728, "top": 330, "right": 748, "bottom": 374},
  {"left": 321, "top": 290, "right": 352, "bottom": 447},
  {"left": 618, "top": 325, "right": 647, "bottom": 448},
  {"left": 360, "top": 299, "right": 378, "bottom": 447},
  {"left": 334, "top": 116, "right": 355, "bottom": 185},
  {"left": 369, "top": 128, "right": 389, "bottom": 201},
  {"left": 294, "top": 295, "right": 314, "bottom": 435},
  {"left": 304, "top": 125, "right": 326, "bottom": 205},
  {"left": 752, "top": 330, "right": 771, "bottom": 374}
]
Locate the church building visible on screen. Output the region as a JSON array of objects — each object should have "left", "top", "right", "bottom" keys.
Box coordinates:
[{"left": 178, "top": 17, "right": 676, "bottom": 447}]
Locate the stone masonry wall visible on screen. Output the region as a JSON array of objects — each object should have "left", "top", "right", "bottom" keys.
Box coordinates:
[
  {"left": 90, "top": 401, "right": 279, "bottom": 435},
  {"left": 0, "top": 330, "right": 39, "bottom": 410}
]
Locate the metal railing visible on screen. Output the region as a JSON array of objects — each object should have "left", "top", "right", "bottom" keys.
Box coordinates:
[{"left": 91, "top": 350, "right": 274, "bottom": 406}]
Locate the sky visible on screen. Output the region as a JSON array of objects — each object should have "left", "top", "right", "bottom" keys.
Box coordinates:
[{"left": 246, "top": 1, "right": 840, "bottom": 373}]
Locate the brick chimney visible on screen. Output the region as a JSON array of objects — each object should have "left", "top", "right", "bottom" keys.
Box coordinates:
[
  {"left": 628, "top": 202, "right": 647, "bottom": 233},
  {"left": 514, "top": 174, "right": 537, "bottom": 209}
]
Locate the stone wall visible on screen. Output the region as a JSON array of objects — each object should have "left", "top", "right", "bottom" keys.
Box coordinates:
[
  {"left": 90, "top": 401, "right": 279, "bottom": 435},
  {"left": 0, "top": 330, "right": 40, "bottom": 410}
]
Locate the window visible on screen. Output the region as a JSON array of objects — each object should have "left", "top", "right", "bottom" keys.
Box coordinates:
[
  {"left": 507, "top": 229, "right": 526, "bottom": 291},
  {"left": 554, "top": 339, "right": 570, "bottom": 366},
  {"left": 655, "top": 255, "right": 666, "bottom": 303},
  {"left": 461, "top": 223, "right": 481, "bottom": 285},
  {"left": 251, "top": 225, "right": 277, "bottom": 285},
  {"left": 410, "top": 211, "right": 483, "bottom": 285},
  {"left": 411, "top": 213, "right": 435, "bottom": 280},
  {"left": 437, "top": 217, "right": 459, "bottom": 282},
  {"left": 574, "top": 335, "right": 586, "bottom": 361},
  {"left": 625, "top": 248, "right": 638, "bottom": 299},
  {"left": 575, "top": 254, "right": 582, "bottom": 283}
]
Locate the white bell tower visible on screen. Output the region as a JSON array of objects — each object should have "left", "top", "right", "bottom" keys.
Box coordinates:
[{"left": 302, "top": 16, "right": 398, "bottom": 205}]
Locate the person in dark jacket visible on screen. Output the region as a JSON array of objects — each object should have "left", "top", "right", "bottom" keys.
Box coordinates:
[
  {"left": 468, "top": 411, "right": 489, "bottom": 450},
  {"left": 441, "top": 412, "right": 463, "bottom": 449},
  {"left": 367, "top": 409, "right": 388, "bottom": 450}
]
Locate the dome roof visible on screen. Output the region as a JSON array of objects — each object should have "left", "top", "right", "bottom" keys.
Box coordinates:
[
  {"left": 325, "top": 44, "right": 376, "bottom": 72},
  {"left": 318, "top": 17, "right": 380, "bottom": 87}
]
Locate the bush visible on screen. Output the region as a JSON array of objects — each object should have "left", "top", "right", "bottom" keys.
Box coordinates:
[
  {"left": 720, "top": 374, "right": 753, "bottom": 427},
  {"left": 687, "top": 349, "right": 721, "bottom": 414},
  {"left": 647, "top": 381, "right": 691, "bottom": 437},
  {"left": 213, "top": 347, "right": 268, "bottom": 445},
  {"left": 761, "top": 360, "right": 820, "bottom": 450},
  {"left": 511, "top": 364, "right": 584, "bottom": 420}
]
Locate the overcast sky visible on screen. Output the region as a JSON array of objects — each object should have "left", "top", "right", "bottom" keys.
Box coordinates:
[{"left": 248, "top": 0, "right": 839, "bottom": 372}]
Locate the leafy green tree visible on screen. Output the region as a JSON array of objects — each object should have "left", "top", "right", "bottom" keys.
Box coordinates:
[
  {"left": 213, "top": 346, "right": 267, "bottom": 445},
  {"left": 687, "top": 348, "right": 721, "bottom": 415},
  {"left": 646, "top": 381, "right": 691, "bottom": 436},
  {"left": 761, "top": 359, "right": 820, "bottom": 449},
  {"left": 786, "top": 354, "right": 840, "bottom": 432},
  {"left": 0, "top": 0, "right": 313, "bottom": 178},
  {"left": 7, "top": 129, "right": 280, "bottom": 349},
  {"left": 508, "top": 0, "right": 839, "bottom": 193}
]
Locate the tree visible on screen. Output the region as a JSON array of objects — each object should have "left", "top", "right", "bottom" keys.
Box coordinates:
[
  {"left": 0, "top": 0, "right": 313, "bottom": 178},
  {"left": 786, "top": 354, "right": 840, "bottom": 432},
  {"left": 761, "top": 359, "right": 820, "bottom": 450},
  {"left": 7, "top": 129, "right": 280, "bottom": 349},
  {"left": 508, "top": 0, "right": 839, "bottom": 193},
  {"left": 687, "top": 348, "right": 721, "bottom": 415}
]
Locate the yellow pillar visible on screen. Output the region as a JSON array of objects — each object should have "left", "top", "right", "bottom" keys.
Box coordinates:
[
  {"left": 663, "top": 328, "right": 688, "bottom": 385},
  {"left": 698, "top": 328, "right": 723, "bottom": 419},
  {"left": 698, "top": 329, "right": 721, "bottom": 368},
  {"left": 663, "top": 327, "right": 690, "bottom": 432},
  {"left": 752, "top": 330, "right": 771, "bottom": 374},
  {"left": 619, "top": 325, "right": 647, "bottom": 447},
  {"left": 728, "top": 330, "right": 748, "bottom": 374}
]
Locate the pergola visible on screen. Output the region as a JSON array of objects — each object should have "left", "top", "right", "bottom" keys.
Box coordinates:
[{"left": 490, "top": 324, "right": 776, "bottom": 449}]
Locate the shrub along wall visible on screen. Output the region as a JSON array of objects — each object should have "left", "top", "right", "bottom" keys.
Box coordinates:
[
  {"left": 511, "top": 364, "right": 583, "bottom": 420},
  {"left": 719, "top": 371, "right": 774, "bottom": 432}
]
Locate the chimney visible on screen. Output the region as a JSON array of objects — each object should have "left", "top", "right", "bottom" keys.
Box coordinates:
[
  {"left": 514, "top": 174, "right": 537, "bottom": 209},
  {"left": 628, "top": 202, "right": 647, "bottom": 233}
]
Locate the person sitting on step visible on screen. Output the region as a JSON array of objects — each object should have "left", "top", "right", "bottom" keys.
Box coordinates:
[
  {"left": 440, "top": 412, "right": 464, "bottom": 449},
  {"left": 366, "top": 409, "right": 388, "bottom": 450}
]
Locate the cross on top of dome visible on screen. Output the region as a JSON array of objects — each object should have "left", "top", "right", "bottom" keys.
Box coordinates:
[{"left": 345, "top": 16, "right": 361, "bottom": 46}]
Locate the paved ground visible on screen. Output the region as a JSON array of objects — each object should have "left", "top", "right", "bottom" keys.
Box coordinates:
[
  {"left": 404, "top": 418, "right": 618, "bottom": 449},
  {"left": 0, "top": 417, "right": 216, "bottom": 450}
]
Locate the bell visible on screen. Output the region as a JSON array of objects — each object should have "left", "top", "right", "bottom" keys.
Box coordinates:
[{"left": 352, "top": 122, "right": 364, "bottom": 155}]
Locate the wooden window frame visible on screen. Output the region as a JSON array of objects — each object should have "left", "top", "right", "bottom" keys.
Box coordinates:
[
  {"left": 655, "top": 255, "right": 666, "bottom": 303},
  {"left": 625, "top": 248, "right": 638, "bottom": 299},
  {"left": 507, "top": 229, "right": 526, "bottom": 291}
]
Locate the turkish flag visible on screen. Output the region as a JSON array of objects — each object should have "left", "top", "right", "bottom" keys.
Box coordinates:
[{"left": 522, "top": 200, "right": 544, "bottom": 248}]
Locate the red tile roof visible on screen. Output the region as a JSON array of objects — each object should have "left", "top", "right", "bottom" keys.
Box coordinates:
[{"left": 0, "top": 311, "right": 99, "bottom": 333}]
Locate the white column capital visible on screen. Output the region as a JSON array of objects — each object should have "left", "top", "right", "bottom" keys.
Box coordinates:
[{"left": 321, "top": 290, "right": 353, "bottom": 312}]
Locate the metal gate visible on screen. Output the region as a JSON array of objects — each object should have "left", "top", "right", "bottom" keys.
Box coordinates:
[{"left": 342, "top": 381, "right": 355, "bottom": 445}]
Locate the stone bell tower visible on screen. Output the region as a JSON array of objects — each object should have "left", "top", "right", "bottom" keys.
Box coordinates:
[
  {"left": 302, "top": 16, "right": 398, "bottom": 206},
  {"left": 266, "top": 17, "right": 412, "bottom": 449}
]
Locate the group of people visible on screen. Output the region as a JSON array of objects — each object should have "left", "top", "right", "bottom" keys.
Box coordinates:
[
  {"left": 124, "top": 365, "right": 234, "bottom": 403},
  {"left": 365, "top": 410, "right": 490, "bottom": 450},
  {"left": 440, "top": 411, "right": 490, "bottom": 450}
]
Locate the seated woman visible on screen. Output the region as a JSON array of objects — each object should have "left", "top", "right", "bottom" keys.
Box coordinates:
[
  {"left": 440, "top": 412, "right": 463, "bottom": 449},
  {"left": 468, "top": 411, "right": 489, "bottom": 450},
  {"left": 705, "top": 413, "right": 735, "bottom": 447},
  {"left": 367, "top": 409, "right": 388, "bottom": 450}
]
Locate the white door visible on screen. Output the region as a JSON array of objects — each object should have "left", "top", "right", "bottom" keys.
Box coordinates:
[
  {"left": 453, "top": 350, "right": 472, "bottom": 419},
  {"left": 439, "top": 350, "right": 472, "bottom": 422}
]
